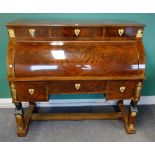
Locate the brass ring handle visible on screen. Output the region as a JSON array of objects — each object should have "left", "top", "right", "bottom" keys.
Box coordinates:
[
  {"left": 120, "top": 86, "right": 125, "bottom": 93},
  {"left": 29, "top": 28, "right": 35, "bottom": 38},
  {"left": 118, "top": 29, "right": 124, "bottom": 36},
  {"left": 75, "top": 83, "right": 81, "bottom": 90},
  {"left": 28, "top": 88, "right": 34, "bottom": 95},
  {"left": 74, "top": 29, "right": 80, "bottom": 36}
]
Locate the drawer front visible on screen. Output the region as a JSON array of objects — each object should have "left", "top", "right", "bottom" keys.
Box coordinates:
[
  {"left": 10, "top": 26, "right": 142, "bottom": 40},
  {"left": 106, "top": 81, "right": 137, "bottom": 100},
  {"left": 104, "top": 27, "right": 137, "bottom": 37},
  {"left": 16, "top": 82, "right": 46, "bottom": 101},
  {"left": 50, "top": 26, "right": 103, "bottom": 38},
  {"left": 14, "top": 27, "right": 49, "bottom": 38},
  {"left": 47, "top": 81, "right": 107, "bottom": 94},
  {"left": 13, "top": 26, "right": 103, "bottom": 40}
]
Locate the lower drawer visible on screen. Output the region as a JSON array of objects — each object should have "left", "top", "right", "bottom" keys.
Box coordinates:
[
  {"left": 106, "top": 80, "right": 137, "bottom": 100},
  {"left": 16, "top": 82, "right": 46, "bottom": 101},
  {"left": 47, "top": 80, "right": 107, "bottom": 94},
  {"left": 15, "top": 80, "right": 138, "bottom": 101}
]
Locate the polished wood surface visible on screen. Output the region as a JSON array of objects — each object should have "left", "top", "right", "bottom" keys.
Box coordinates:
[
  {"left": 14, "top": 41, "right": 139, "bottom": 78},
  {"left": 16, "top": 82, "right": 47, "bottom": 101},
  {"left": 6, "top": 20, "right": 146, "bottom": 136},
  {"left": 47, "top": 80, "right": 107, "bottom": 94},
  {"left": 31, "top": 112, "right": 122, "bottom": 121},
  {"left": 7, "top": 20, "right": 145, "bottom": 26},
  {"left": 107, "top": 80, "right": 138, "bottom": 100}
]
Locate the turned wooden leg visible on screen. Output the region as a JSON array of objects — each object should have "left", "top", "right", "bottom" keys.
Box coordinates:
[
  {"left": 14, "top": 102, "right": 26, "bottom": 137},
  {"left": 116, "top": 100, "right": 123, "bottom": 112},
  {"left": 29, "top": 102, "right": 39, "bottom": 113},
  {"left": 117, "top": 100, "right": 126, "bottom": 121},
  {"left": 125, "top": 100, "right": 138, "bottom": 134}
]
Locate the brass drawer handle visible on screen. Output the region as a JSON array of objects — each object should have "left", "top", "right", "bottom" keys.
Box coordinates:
[
  {"left": 120, "top": 86, "right": 125, "bottom": 93},
  {"left": 118, "top": 29, "right": 124, "bottom": 36},
  {"left": 28, "top": 88, "right": 34, "bottom": 95},
  {"left": 75, "top": 83, "right": 81, "bottom": 90},
  {"left": 29, "top": 28, "right": 35, "bottom": 38},
  {"left": 74, "top": 29, "right": 80, "bottom": 36}
]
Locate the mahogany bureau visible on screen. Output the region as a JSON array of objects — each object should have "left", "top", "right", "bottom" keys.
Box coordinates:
[{"left": 6, "top": 20, "right": 146, "bottom": 137}]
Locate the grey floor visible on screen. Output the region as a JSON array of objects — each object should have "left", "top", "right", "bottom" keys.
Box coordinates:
[{"left": 0, "top": 105, "right": 155, "bottom": 142}]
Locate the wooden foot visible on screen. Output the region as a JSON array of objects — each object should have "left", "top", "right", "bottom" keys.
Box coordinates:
[
  {"left": 117, "top": 100, "right": 137, "bottom": 134},
  {"left": 15, "top": 102, "right": 26, "bottom": 137},
  {"left": 125, "top": 100, "right": 138, "bottom": 134},
  {"left": 14, "top": 102, "right": 35, "bottom": 137}
]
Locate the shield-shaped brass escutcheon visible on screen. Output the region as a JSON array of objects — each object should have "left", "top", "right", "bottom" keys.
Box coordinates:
[
  {"left": 74, "top": 29, "right": 80, "bottom": 36},
  {"left": 29, "top": 28, "right": 35, "bottom": 38},
  {"left": 118, "top": 29, "right": 124, "bottom": 36},
  {"left": 75, "top": 83, "right": 81, "bottom": 90},
  {"left": 28, "top": 88, "right": 34, "bottom": 95},
  {"left": 120, "top": 86, "right": 125, "bottom": 93}
]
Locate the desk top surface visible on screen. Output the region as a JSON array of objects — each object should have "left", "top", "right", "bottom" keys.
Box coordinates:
[{"left": 7, "top": 20, "right": 145, "bottom": 27}]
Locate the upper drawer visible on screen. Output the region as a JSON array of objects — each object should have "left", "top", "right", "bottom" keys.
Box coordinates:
[
  {"left": 8, "top": 26, "right": 143, "bottom": 40},
  {"left": 104, "top": 27, "right": 138, "bottom": 37},
  {"left": 50, "top": 26, "right": 103, "bottom": 38},
  {"left": 12, "top": 26, "right": 103, "bottom": 40},
  {"left": 14, "top": 26, "right": 49, "bottom": 38}
]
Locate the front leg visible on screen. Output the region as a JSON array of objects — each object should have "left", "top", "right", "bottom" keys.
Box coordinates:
[
  {"left": 14, "top": 102, "right": 26, "bottom": 136},
  {"left": 125, "top": 100, "right": 138, "bottom": 133},
  {"left": 125, "top": 81, "right": 142, "bottom": 134}
]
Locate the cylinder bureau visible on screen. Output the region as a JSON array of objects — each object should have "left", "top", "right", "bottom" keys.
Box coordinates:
[{"left": 6, "top": 20, "right": 146, "bottom": 137}]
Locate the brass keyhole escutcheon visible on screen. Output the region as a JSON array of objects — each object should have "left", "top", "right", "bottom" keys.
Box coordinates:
[
  {"left": 28, "top": 88, "right": 34, "bottom": 95},
  {"left": 74, "top": 29, "right": 80, "bottom": 36},
  {"left": 118, "top": 29, "right": 124, "bottom": 36},
  {"left": 120, "top": 86, "right": 125, "bottom": 93},
  {"left": 29, "top": 28, "right": 35, "bottom": 38},
  {"left": 75, "top": 83, "right": 81, "bottom": 90}
]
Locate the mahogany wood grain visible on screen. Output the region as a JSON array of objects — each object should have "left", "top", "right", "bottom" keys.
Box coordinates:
[
  {"left": 47, "top": 80, "right": 107, "bottom": 94},
  {"left": 8, "top": 76, "right": 145, "bottom": 81},
  {"left": 7, "top": 20, "right": 145, "bottom": 27},
  {"left": 106, "top": 80, "right": 138, "bottom": 100},
  {"left": 6, "top": 20, "right": 146, "bottom": 136},
  {"left": 31, "top": 112, "right": 122, "bottom": 121},
  {"left": 14, "top": 41, "right": 139, "bottom": 78},
  {"left": 16, "top": 82, "right": 47, "bottom": 101},
  {"left": 17, "top": 104, "right": 34, "bottom": 137}
]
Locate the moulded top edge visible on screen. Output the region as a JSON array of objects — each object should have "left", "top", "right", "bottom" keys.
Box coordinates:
[{"left": 6, "top": 20, "right": 145, "bottom": 27}]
